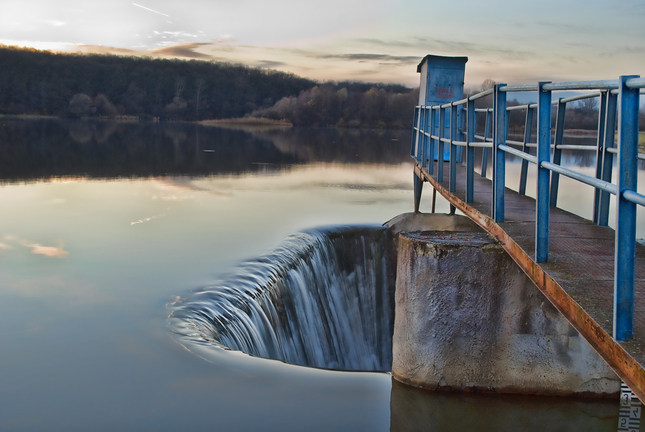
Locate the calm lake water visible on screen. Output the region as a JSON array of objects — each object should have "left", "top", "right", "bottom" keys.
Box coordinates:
[{"left": 0, "top": 119, "right": 627, "bottom": 431}]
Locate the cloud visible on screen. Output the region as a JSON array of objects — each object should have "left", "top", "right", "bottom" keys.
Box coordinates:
[
  {"left": 24, "top": 243, "right": 69, "bottom": 258},
  {"left": 3, "top": 235, "right": 69, "bottom": 258},
  {"left": 44, "top": 20, "right": 66, "bottom": 27},
  {"left": 74, "top": 45, "right": 141, "bottom": 56},
  {"left": 131, "top": 214, "right": 166, "bottom": 225},
  {"left": 153, "top": 195, "right": 194, "bottom": 201},
  {"left": 351, "top": 36, "right": 533, "bottom": 61},
  {"left": 255, "top": 60, "right": 286, "bottom": 69},
  {"left": 313, "top": 53, "right": 420, "bottom": 64},
  {"left": 153, "top": 42, "right": 211, "bottom": 58}
]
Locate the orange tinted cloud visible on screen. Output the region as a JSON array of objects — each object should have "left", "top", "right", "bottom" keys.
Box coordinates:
[{"left": 23, "top": 242, "right": 69, "bottom": 258}]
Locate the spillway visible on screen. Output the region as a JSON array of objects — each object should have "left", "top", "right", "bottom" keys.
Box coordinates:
[{"left": 169, "top": 226, "right": 396, "bottom": 371}]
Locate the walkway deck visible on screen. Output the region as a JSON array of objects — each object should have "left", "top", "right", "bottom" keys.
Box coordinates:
[{"left": 416, "top": 161, "right": 645, "bottom": 401}]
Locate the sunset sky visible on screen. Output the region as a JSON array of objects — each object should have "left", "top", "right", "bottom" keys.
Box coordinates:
[{"left": 1, "top": 0, "right": 644, "bottom": 89}]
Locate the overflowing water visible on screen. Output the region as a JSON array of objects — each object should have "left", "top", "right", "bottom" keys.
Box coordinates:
[{"left": 170, "top": 226, "right": 396, "bottom": 371}]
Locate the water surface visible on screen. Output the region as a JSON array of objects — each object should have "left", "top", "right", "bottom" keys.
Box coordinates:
[{"left": 0, "top": 119, "right": 624, "bottom": 431}]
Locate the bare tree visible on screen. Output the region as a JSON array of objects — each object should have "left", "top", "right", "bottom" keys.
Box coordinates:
[
  {"left": 480, "top": 79, "right": 496, "bottom": 92},
  {"left": 175, "top": 77, "right": 186, "bottom": 98},
  {"left": 194, "top": 78, "right": 206, "bottom": 117},
  {"left": 575, "top": 97, "right": 598, "bottom": 111}
]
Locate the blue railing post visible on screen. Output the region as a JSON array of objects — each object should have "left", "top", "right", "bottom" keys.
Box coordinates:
[
  {"left": 597, "top": 92, "right": 618, "bottom": 227},
  {"left": 593, "top": 91, "right": 609, "bottom": 224},
  {"left": 536, "top": 82, "right": 552, "bottom": 263},
  {"left": 450, "top": 102, "right": 458, "bottom": 194},
  {"left": 423, "top": 108, "right": 431, "bottom": 170},
  {"left": 411, "top": 106, "right": 420, "bottom": 158},
  {"left": 438, "top": 106, "right": 445, "bottom": 184},
  {"left": 419, "top": 107, "right": 428, "bottom": 169},
  {"left": 492, "top": 84, "right": 507, "bottom": 222},
  {"left": 519, "top": 106, "right": 534, "bottom": 196},
  {"left": 550, "top": 99, "right": 567, "bottom": 207},
  {"left": 456, "top": 106, "right": 465, "bottom": 164},
  {"left": 428, "top": 107, "right": 436, "bottom": 175},
  {"left": 418, "top": 107, "right": 426, "bottom": 164},
  {"left": 466, "top": 97, "right": 475, "bottom": 203},
  {"left": 481, "top": 109, "right": 492, "bottom": 177},
  {"left": 614, "top": 75, "right": 640, "bottom": 341}
]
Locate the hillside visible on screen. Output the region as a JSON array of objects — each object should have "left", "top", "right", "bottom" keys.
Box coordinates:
[{"left": 0, "top": 45, "right": 416, "bottom": 127}]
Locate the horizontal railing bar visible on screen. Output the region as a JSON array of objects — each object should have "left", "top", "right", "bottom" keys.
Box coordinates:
[
  {"left": 541, "top": 161, "right": 618, "bottom": 195},
  {"left": 469, "top": 89, "right": 494, "bottom": 100},
  {"left": 474, "top": 135, "right": 493, "bottom": 142},
  {"left": 626, "top": 77, "right": 645, "bottom": 89},
  {"left": 505, "top": 139, "right": 525, "bottom": 146},
  {"left": 607, "top": 148, "right": 618, "bottom": 154},
  {"left": 499, "top": 144, "right": 538, "bottom": 164},
  {"left": 640, "top": 153, "right": 645, "bottom": 161},
  {"left": 506, "top": 105, "right": 530, "bottom": 111},
  {"left": 475, "top": 108, "right": 493, "bottom": 113},
  {"left": 500, "top": 84, "right": 539, "bottom": 92},
  {"left": 543, "top": 80, "right": 620, "bottom": 91},
  {"left": 559, "top": 92, "right": 601, "bottom": 104},
  {"left": 468, "top": 142, "right": 494, "bottom": 148},
  {"left": 624, "top": 190, "right": 645, "bottom": 207},
  {"left": 440, "top": 138, "right": 451, "bottom": 143},
  {"left": 453, "top": 141, "right": 468, "bottom": 147},
  {"left": 555, "top": 145, "right": 597, "bottom": 151}
]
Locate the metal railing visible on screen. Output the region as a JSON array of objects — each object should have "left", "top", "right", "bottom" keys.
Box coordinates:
[{"left": 411, "top": 76, "right": 644, "bottom": 341}]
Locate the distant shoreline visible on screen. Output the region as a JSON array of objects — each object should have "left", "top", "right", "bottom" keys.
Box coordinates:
[
  {"left": 199, "top": 118, "right": 293, "bottom": 128},
  {"left": 0, "top": 114, "right": 59, "bottom": 120}
]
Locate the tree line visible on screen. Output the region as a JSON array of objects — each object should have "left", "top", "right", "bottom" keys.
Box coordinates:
[
  {"left": 251, "top": 85, "right": 419, "bottom": 129},
  {"left": 0, "top": 45, "right": 418, "bottom": 127}
]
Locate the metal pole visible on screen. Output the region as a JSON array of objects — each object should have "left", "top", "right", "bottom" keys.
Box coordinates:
[
  {"left": 414, "top": 172, "right": 423, "bottom": 213},
  {"left": 431, "top": 187, "right": 437, "bottom": 213},
  {"left": 550, "top": 99, "right": 567, "bottom": 207},
  {"left": 614, "top": 75, "right": 640, "bottom": 341},
  {"left": 428, "top": 108, "right": 436, "bottom": 175},
  {"left": 493, "top": 84, "right": 507, "bottom": 222},
  {"left": 438, "top": 107, "right": 445, "bottom": 184},
  {"left": 466, "top": 98, "right": 475, "bottom": 203},
  {"left": 593, "top": 91, "right": 608, "bottom": 224},
  {"left": 536, "top": 82, "right": 552, "bottom": 263},
  {"left": 598, "top": 93, "right": 618, "bottom": 227},
  {"left": 519, "top": 106, "right": 534, "bottom": 196},
  {"left": 481, "top": 109, "right": 492, "bottom": 177}
]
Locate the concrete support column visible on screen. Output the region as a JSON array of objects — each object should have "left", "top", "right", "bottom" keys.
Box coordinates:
[{"left": 391, "top": 230, "right": 619, "bottom": 397}]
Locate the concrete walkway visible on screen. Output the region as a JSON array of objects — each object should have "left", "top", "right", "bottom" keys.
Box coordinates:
[{"left": 415, "top": 161, "right": 645, "bottom": 401}]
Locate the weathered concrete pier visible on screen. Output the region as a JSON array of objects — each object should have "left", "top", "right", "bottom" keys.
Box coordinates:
[{"left": 388, "top": 213, "right": 619, "bottom": 397}]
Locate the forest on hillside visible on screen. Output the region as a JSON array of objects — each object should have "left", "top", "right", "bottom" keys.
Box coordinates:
[{"left": 0, "top": 45, "right": 417, "bottom": 128}]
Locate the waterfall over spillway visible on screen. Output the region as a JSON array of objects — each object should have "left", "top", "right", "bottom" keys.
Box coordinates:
[{"left": 169, "top": 226, "right": 396, "bottom": 371}]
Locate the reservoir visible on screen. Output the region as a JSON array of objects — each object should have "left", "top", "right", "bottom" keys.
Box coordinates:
[{"left": 0, "top": 118, "right": 624, "bottom": 431}]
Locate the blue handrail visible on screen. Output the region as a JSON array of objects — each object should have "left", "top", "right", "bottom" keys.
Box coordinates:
[{"left": 411, "top": 75, "right": 643, "bottom": 341}]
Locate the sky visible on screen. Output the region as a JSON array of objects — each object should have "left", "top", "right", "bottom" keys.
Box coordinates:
[{"left": 1, "top": 0, "right": 644, "bottom": 89}]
